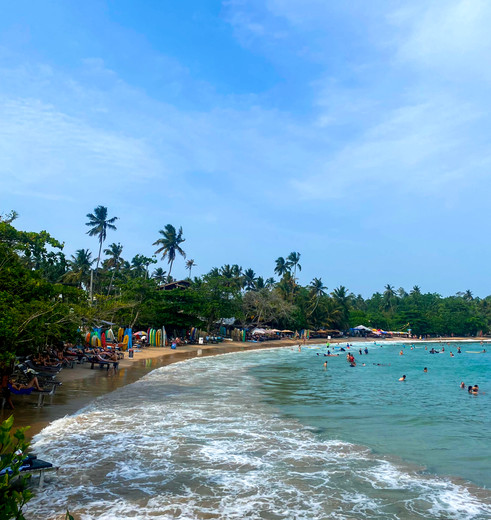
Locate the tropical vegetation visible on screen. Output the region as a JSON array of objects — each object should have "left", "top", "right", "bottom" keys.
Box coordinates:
[{"left": 1, "top": 207, "right": 490, "bottom": 364}]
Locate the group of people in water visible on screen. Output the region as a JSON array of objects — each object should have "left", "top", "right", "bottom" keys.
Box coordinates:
[{"left": 308, "top": 341, "right": 484, "bottom": 395}]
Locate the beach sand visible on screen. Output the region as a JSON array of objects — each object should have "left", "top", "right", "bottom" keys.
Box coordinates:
[{"left": 3, "top": 336, "right": 488, "bottom": 439}]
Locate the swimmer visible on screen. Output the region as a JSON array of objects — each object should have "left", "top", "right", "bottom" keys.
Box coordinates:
[
  {"left": 472, "top": 385, "right": 479, "bottom": 394},
  {"left": 460, "top": 382, "right": 465, "bottom": 389},
  {"left": 399, "top": 350, "right": 404, "bottom": 356},
  {"left": 323, "top": 361, "right": 327, "bottom": 368},
  {"left": 457, "top": 347, "right": 461, "bottom": 354},
  {"left": 423, "top": 367, "right": 428, "bottom": 372},
  {"left": 359, "top": 349, "right": 362, "bottom": 355},
  {"left": 399, "top": 375, "right": 406, "bottom": 381},
  {"left": 364, "top": 347, "right": 368, "bottom": 354},
  {"left": 450, "top": 352, "right": 454, "bottom": 357}
]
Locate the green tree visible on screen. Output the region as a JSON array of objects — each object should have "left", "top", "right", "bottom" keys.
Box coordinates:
[
  {"left": 103, "top": 242, "right": 124, "bottom": 296},
  {"left": 62, "top": 249, "right": 94, "bottom": 290},
  {"left": 287, "top": 251, "right": 302, "bottom": 280},
  {"left": 153, "top": 224, "right": 186, "bottom": 277},
  {"left": 152, "top": 267, "right": 167, "bottom": 284},
  {"left": 332, "top": 285, "right": 351, "bottom": 330},
  {"left": 274, "top": 257, "right": 290, "bottom": 277},
  {"left": 308, "top": 277, "right": 327, "bottom": 314},
  {"left": 185, "top": 259, "right": 197, "bottom": 279},
  {"left": 0, "top": 416, "right": 33, "bottom": 520},
  {"left": 85, "top": 205, "right": 118, "bottom": 272}
]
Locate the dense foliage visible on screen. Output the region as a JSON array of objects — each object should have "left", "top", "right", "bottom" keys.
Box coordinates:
[
  {"left": 1, "top": 208, "right": 490, "bottom": 362},
  {"left": 0, "top": 416, "right": 32, "bottom": 520}
]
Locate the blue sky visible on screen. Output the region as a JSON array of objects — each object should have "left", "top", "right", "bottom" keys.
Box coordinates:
[{"left": 1, "top": 0, "right": 490, "bottom": 297}]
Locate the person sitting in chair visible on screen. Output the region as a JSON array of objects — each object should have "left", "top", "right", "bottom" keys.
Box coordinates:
[{"left": 9, "top": 375, "right": 44, "bottom": 392}]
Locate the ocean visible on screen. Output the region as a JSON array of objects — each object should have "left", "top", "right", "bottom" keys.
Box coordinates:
[{"left": 26, "top": 342, "right": 490, "bottom": 519}]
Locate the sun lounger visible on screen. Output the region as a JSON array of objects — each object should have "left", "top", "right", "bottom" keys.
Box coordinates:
[
  {"left": 89, "top": 357, "right": 119, "bottom": 370},
  {"left": 19, "top": 456, "right": 57, "bottom": 488},
  {"left": 6, "top": 383, "right": 59, "bottom": 408}
]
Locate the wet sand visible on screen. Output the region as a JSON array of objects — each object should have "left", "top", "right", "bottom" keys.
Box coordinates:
[
  {"left": 3, "top": 336, "right": 488, "bottom": 440},
  {"left": 3, "top": 339, "right": 309, "bottom": 438}
]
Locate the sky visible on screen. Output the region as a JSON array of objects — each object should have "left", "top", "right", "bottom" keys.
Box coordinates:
[{"left": 1, "top": 0, "right": 490, "bottom": 297}]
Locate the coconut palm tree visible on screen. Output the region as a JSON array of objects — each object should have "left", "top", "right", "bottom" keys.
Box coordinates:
[
  {"left": 332, "top": 285, "right": 351, "bottom": 330},
  {"left": 152, "top": 267, "right": 167, "bottom": 284},
  {"left": 63, "top": 249, "right": 94, "bottom": 289},
  {"left": 308, "top": 277, "right": 327, "bottom": 315},
  {"left": 103, "top": 242, "right": 123, "bottom": 296},
  {"left": 186, "top": 259, "right": 197, "bottom": 278},
  {"left": 287, "top": 251, "right": 301, "bottom": 280},
  {"left": 383, "top": 284, "right": 396, "bottom": 311},
  {"left": 153, "top": 224, "right": 186, "bottom": 277},
  {"left": 265, "top": 277, "right": 276, "bottom": 288},
  {"left": 274, "top": 257, "right": 290, "bottom": 278},
  {"left": 243, "top": 268, "right": 257, "bottom": 291},
  {"left": 85, "top": 206, "right": 118, "bottom": 272}
]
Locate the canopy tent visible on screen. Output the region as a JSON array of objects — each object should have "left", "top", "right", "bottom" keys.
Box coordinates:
[
  {"left": 353, "top": 325, "right": 372, "bottom": 331},
  {"left": 251, "top": 328, "right": 266, "bottom": 335}
]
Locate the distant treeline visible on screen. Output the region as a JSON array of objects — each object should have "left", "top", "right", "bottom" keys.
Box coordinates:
[{"left": 1, "top": 208, "right": 489, "bottom": 362}]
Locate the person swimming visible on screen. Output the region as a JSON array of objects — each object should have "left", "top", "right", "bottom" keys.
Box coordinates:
[
  {"left": 423, "top": 367, "right": 428, "bottom": 372},
  {"left": 460, "top": 381, "right": 465, "bottom": 389},
  {"left": 399, "top": 375, "right": 406, "bottom": 381}
]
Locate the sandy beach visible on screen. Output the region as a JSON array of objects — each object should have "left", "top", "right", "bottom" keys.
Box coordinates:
[{"left": 3, "top": 336, "right": 488, "bottom": 440}]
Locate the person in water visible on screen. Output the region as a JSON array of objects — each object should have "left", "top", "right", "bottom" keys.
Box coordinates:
[
  {"left": 364, "top": 347, "right": 368, "bottom": 354},
  {"left": 460, "top": 382, "right": 465, "bottom": 389},
  {"left": 457, "top": 347, "right": 461, "bottom": 353},
  {"left": 423, "top": 367, "right": 428, "bottom": 372},
  {"left": 399, "top": 350, "right": 404, "bottom": 356},
  {"left": 399, "top": 375, "right": 406, "bottom": 381},
  {"left": 472, "top": 385, "right": 479, "bottom": 394}
]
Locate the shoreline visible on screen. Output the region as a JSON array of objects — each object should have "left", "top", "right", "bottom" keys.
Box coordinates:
[{"left": 3, "top": 336, "right": 489, "bottom": 439}]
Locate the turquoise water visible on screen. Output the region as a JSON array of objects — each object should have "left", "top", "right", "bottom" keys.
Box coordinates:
[
  {"left": 28, "top": 341, "right": 490, "bottom": 519},
  {"left": 251, "top": 341, "right": 491, "bottom": 488}
]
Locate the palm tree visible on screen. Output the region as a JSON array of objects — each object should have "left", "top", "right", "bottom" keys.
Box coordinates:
[
  {"left": 63, "top": 249, "right": 94, "bottom": 289},
  {"left": 85, "top": 206, "right": 118, "bottom": 272},
  {"left": 131, "top": 254, "right": 156, "bottom": 278},
  {"left": 153, "top": 224, "right": 186, "bottom": 277},
  {"left": 383, "top": 284, "right": 396, "bottom": 311},
  {"left": 287, "top": 251, "right": 302, "bottom": 280},
  {"left": 152, "top": 267, "right": 167, "bottom": 284},
  {"left": 410, "top": 285, "right": 421, "bottom": 296},
  {"left": 332, "top": 285, "right": 351, "bottom": 330},
  {"left": 309, "top": 277, "right": 327, "bottom": 315},
  {"left": 103, "top": 242, "right": 123, "bottom": 296},
  {"left": 274, "top": 257, "right": 290, "bottom": 278},
  {"left": 256, "top": 276, "right": 265, "bottom": 289},
  {"left": 265, "top": 277, "right": 276, "bottom": 288},
  {"left": 186, "top": 259, "right": 197, "bottom": 278},
  {"left": 243, "top": 268, "right": 257, "bottom": 291}
]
